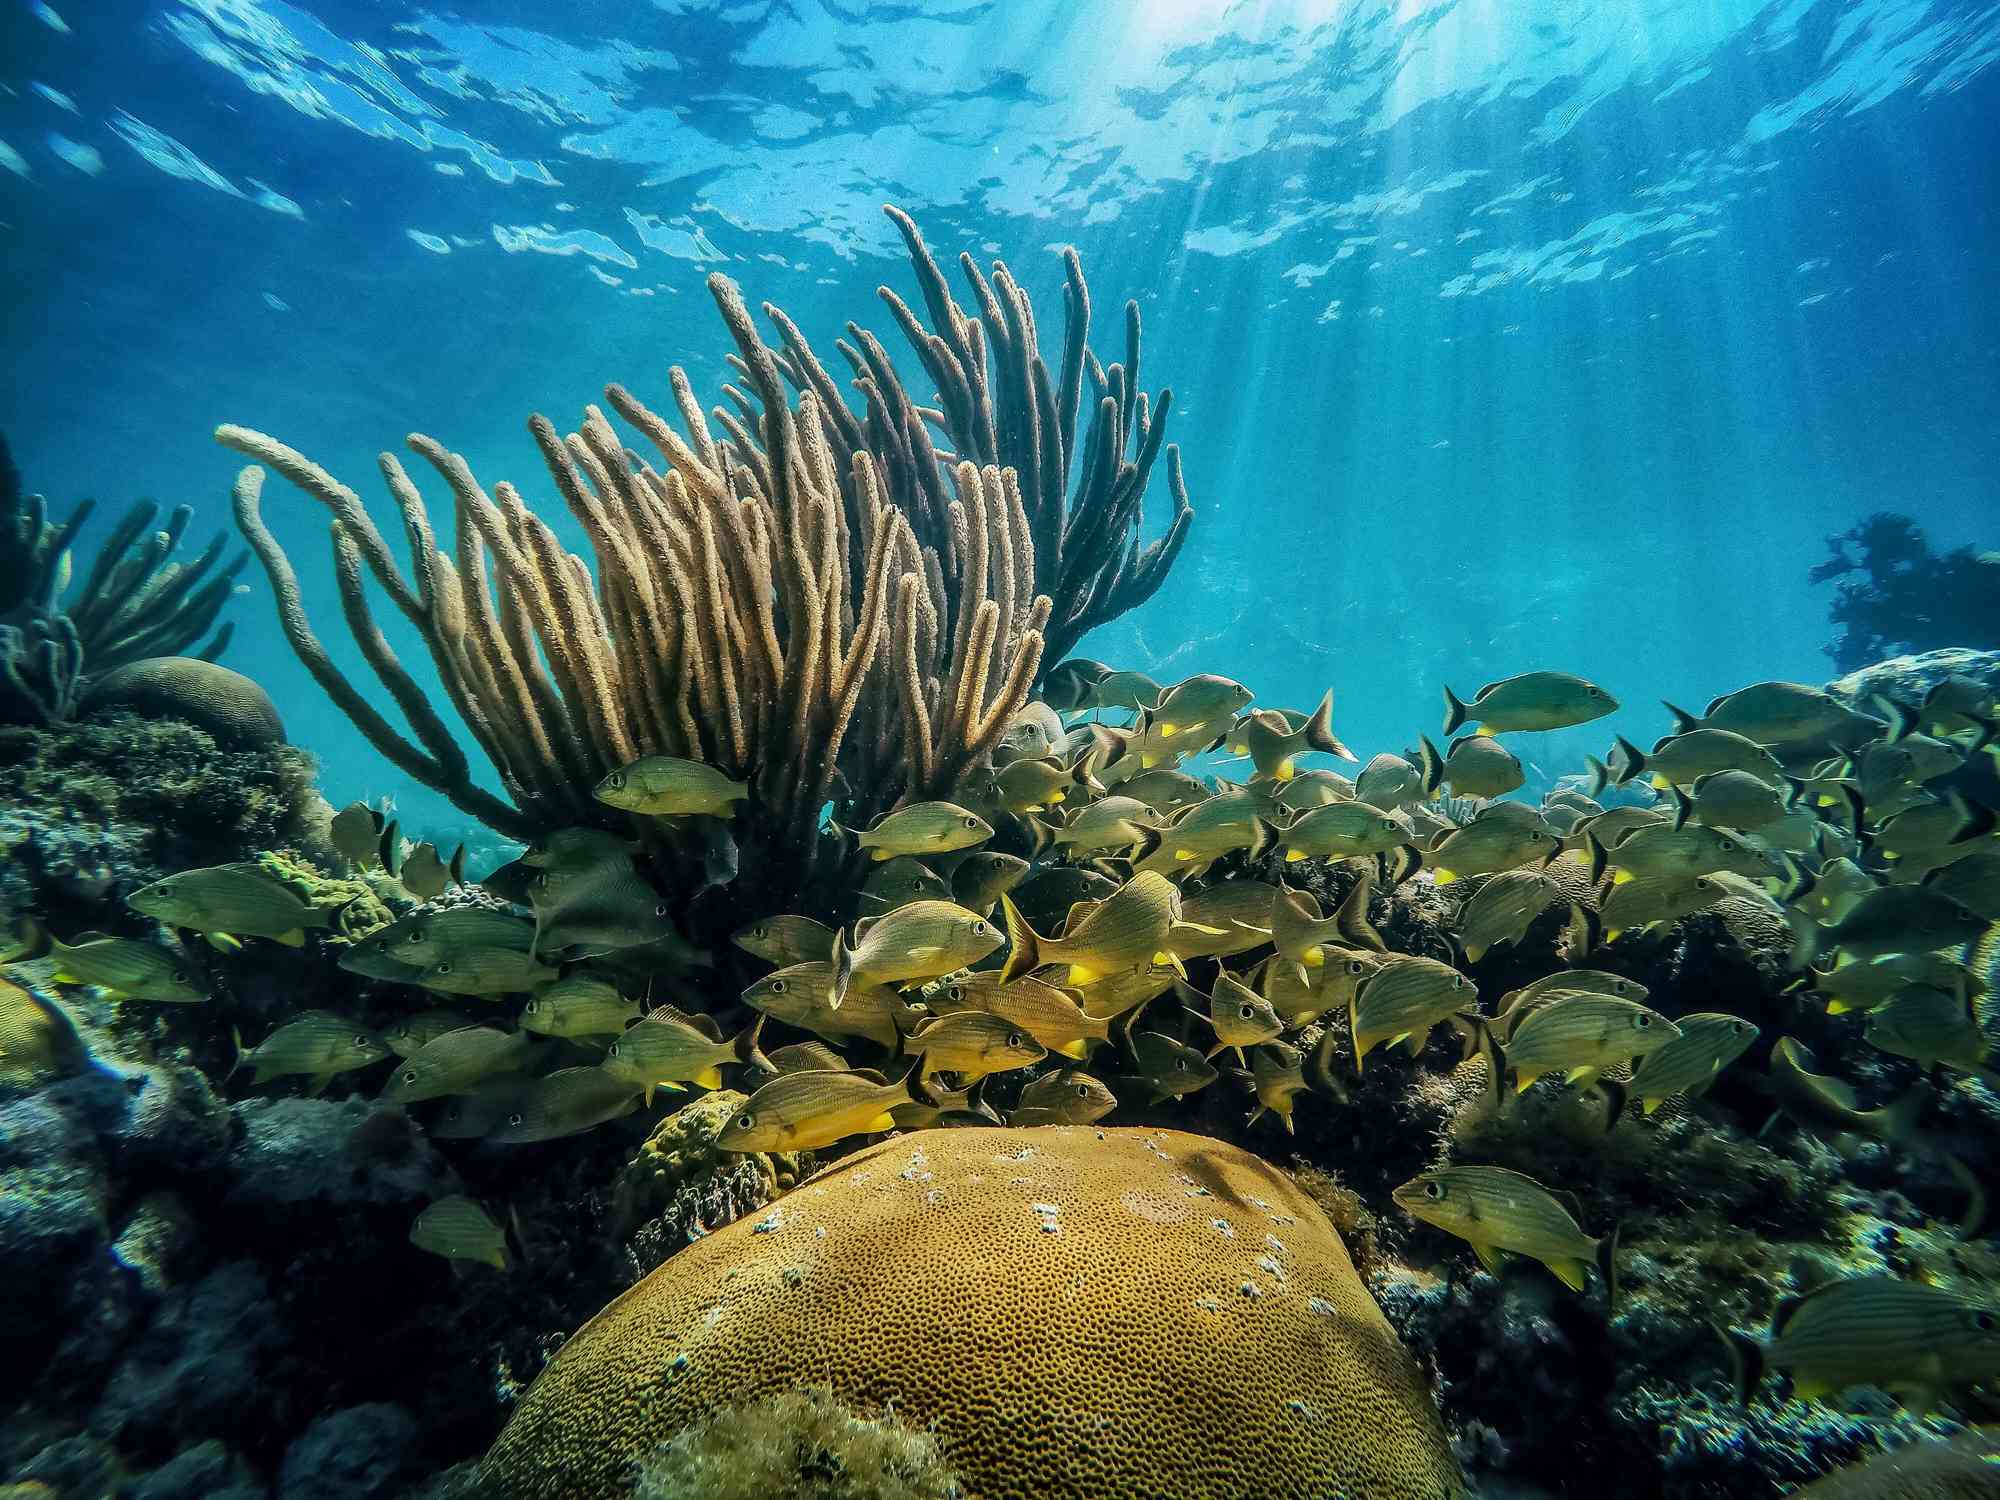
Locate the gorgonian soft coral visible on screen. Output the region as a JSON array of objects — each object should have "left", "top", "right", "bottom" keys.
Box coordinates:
[{"left": 1810, "top": 512, "right": 2000, "bottom": 671}]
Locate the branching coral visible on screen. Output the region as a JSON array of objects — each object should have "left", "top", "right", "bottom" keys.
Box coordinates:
[
  {"left": 0, "top": 433, "right": 243, "bottom": 725},
  {"left": 1811, "top": 512, "right": 2000, "bottom": 672},
  {"left": 217, "top": 209, "right": 1195, "bottom": 907}
]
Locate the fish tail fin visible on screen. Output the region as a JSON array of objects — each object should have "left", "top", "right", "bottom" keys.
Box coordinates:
[
  {"left": 1612, "top": 735, "right": 1647, "bottom": 786},
  {"left": 1073, "top": 748, "right": 1107, "bottom": 799},
  {"left": 229, "top": 1025, "right": 247, "bottom": 1077},
  {"left": 1442, "top": 686, "right": 1470, "bottom": 737},
  {"left": 1781, "top": 773, "right": 1808, "bottom": 811},
  {"left": 448, "top": 844, "right": 467, "bottom": 887},
  {"left": 1128, "top": 824, "right": 1163, "bottom": 866},
  {"left": 1841, "top": 785, "right": 1872, "bottom": 850},
  {"left": 1244, "top": 817, "right": 1277, "bottom": 863},
  {"left": 1971, "top": 714, "right": 2000, "bottom": 755},
  {"left": 890, "top": 1053, "right": 926, "bottom": 1107},
  {"left": 378, "top": 817, "right": 401, "bottom": 877},
  {"left": 1949, "top": 792, "right": 1998, "bottom": 845},
  {"left": 1303, "top": 689, "right": 1355, "bottom": 761},
  {"left": 1782, "top": 906, "right": 1823, "bottom": 971},
  {"left": 1875, "top": 1083, "right": 1927, "bottom": 1145},
  {"left": 830, "top": 925, "right": 858, "bottom": 1010},
  {"left": 1714, "top": 1323, "right": 1763, "bottom": 1406},
  {"left": 1585, "top": 754, "right": 1612, "bottom": 799},
  {"left": 1598, "top": 1223, "right": 1621, "bottom": 1312},
  {"left": 1024, "top": 812, "right": 1061, "bottom": 859},
  {"left": 1305, "top": 1026, "right": 1350, "bottom": 1104},
  {"left": 1583, "top": 832, "right": 1609, "bottom": 885},
  {"left": 1473, "top": 1016, "right": 1507, "bottom": 1105},
  {"left": 1566, "top": 902, "right": 1601, "bottom": 963},
  {"left": 1596, "top": 1079, "right": 1628, "bottom": 1134},
  {"left": 1777, "top": 858, "right": 1815, "bottom": 905},
  {"left": 732, "top": 1014, "right": 772, "bottom": 1076},
  {"left": 997, "top": 893, "right": 1041, "bottom": 985},
  {"left": 1670, "top": 786, "right": 1695, "bottom": 831},
  {"left": 1662, "top": 700, "right": 1700, "bottom": 735},
  {"left": 1418, "top": 734, "right": 1446, "bottom": 795},
  {"left": 1874, "top": 693, "right": 1920, "bottom": 744}
]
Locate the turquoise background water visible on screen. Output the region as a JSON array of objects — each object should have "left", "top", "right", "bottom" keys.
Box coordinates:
[{"left": 3, "top": 0, "right": 1996, "bottom": 835}]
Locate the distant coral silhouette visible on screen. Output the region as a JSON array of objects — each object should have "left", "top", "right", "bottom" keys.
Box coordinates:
[{"left": 1810, "top": 512, "right": 2000, "bottom": 672}]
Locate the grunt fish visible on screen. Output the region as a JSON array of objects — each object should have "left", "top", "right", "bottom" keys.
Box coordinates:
[
  {"left": 593, "top": 755, "right": 750, "bottom": 817},
  {"left": 410, "top": 1195, "right": 509, "bottom": 1270}
]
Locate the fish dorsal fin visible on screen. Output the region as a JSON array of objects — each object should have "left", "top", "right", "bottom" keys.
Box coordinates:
[
  {"left": 1550, "top": 1187, "right": 1588, "bottom": 1227},
  {"left": 1769, "top": 1293, "right": 1807, "bottom": 1336},
  {"left": 1061, "top": 899, "right": 1101, "bottom": 934},
  {"left": 851, "top": 1067, "right": 889, "bottom": 1085},
  {"left": 854, "top": 916, "right": 881, "bottom": 941}
]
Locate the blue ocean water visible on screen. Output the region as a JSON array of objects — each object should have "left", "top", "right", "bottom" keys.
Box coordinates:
[{"left": 3, "top": 0, "right": 1996, "bottom": 833}]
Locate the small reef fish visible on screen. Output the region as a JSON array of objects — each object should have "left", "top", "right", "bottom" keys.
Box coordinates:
[
  {"left": 1272, "top": 770, "right": 1355, "bottom": 812},
  {"left": 1807, "top": 953, "right": 1982, "bottom": 1016},
  {"left": 233, "top": 1012, "right": 391, "bottom": 1091},
  {"left": 1719, "top": 1276, "right": 2000, "bottom": 1411},
  {"left": 831, "top": 900, "right": 1002, "bottom": 1005},
  {"left": 1599, "top": 872, "right": 1725, "bottom": 941},
  {"left": 1013, "top": 1068, "right": 1119, "bottom": 1126},
  {"left": 593, "top": 755, "right": 750, "bottom": 816},
  {"left": 1428, "top": 817, "right": 1560, "bottom": 883},
  {"left": 1609, "top": 729, "right": 1784, "bottom": 790},
  {"left": 1394, "top": 1165, "right": 1616, "bottom": 1298},
  {"left": 718, "top": 1061, "right": 923, "bottom": 1152},
  {"left": 1230, "top": 689, "right": 1355, "bottom": 779},
  {"left": 993, "top": 757, "right": 1078, "bottom": 816},
  {"left": 1042, "top": 795, "right": 1170, "bottom": 857},
  {"left": 925, "top": 971, "right": 1109, "bottom": 1060},
  {"left": 1239, "top": 1041, "right": 1309, "bottom": 1133},
  {"left": 732, "top": 914, "right": 837, "bottom": 967},
  {"left": 1039, "top": 657, "right": 1112, "bottom": 714},
  {"left": 47, "top": 930, "right": 203, "bottom": 1002},
  {"left": 1168, "top": 881, "right": 1279, "bottom": 960},
  {"left": 743, "top": 962, "right": 929, "bottom": 1051},
  {"left": 1111, "top": 767, "right": 1213, "bottom": 813},
  {"left": 1418, "top": 733, "right": 1524, "bottom": 800},
  {"left": 382, "top": 1025, "right": 533, "bottom": 1104},
  {"left": 1665, "top": 680, "right": 1877, "bottom": 746},
  {"left": 409, "top": 1196, "right": 509, "bottom": 1270},
  {"left": 1484, "top": 994, "right": 1680, "bottom": 1093},
  {"left": 905, "top": 1011, "right": 1047, "bottom": 1082},
  {"left": 1349, "top": 955, "right": 1475, "bottom": 1070},
  {"left": 398, "top": 842, "right": 463, "bottom": 902},
  {"left": 948, "top": 851, "right": 1031, "bottom": 916},
  {"left": 1443, "top": 673, "right": 1617, "bottom": 736},
  {"left": 1145, "top": 673, "right": 1254, "bottom": 738},
  {"left": 329, "top": 801, "right": 385, "bottom": 866},
  {"left": 486, "top": 1068, "right": 643, "bottom": 1144},
  {"left": 1355, "top": 752, "right": 1426, "bottom": 809},
  {"left": 1068, "top": 959, "right": 1181, "bottom": 1022},
  {"left": 128, "top": 864, "right": 340, "bottom": 946},
  {"left": 1492, "top": 970, "right": 1649, "bottom": 1037},
  {"left": 1128, "top": 1030, "right": 1218, "bottom": 1102},
  {"left": 1133, "top": 791, "right": 1274, "bottom": 876},
  {"left": 1624, "top": 1013, "right": 1759, "bottom": 1114},
  {"left": 765, "top": 1041, "right": 848, "bottom": 1074},
  {"left": 1082, "top": 669, "right": 1165, "bottom": 714},
  {"left": 839, "top": 800, "right": 993, "bottom": 861},
  {"left": 419, "top": 947, "right": 559, "bottom": 998},
  {"left": 1275, "top": 801, "right": 1406, "bottom": 862},
  {"left": 528, "top": 856, "right": 692, "bottom": 962},
  {"left": 1788, "top": 884, "right": 1988, "bottom": 965},
  {"left": 1596, "top": 823, "right": 1775, "bottom": 882},
  {"left": 1924, "top": 843, "right": 2000, "bottom": 919},
  {"left": 1456, "top": 870, "right": 1557, "bottom": 963},
  {"left": 519, "top": 827, "right": 636, "bottom": 872},
  {"left": 426, "top": 1080, "right": 525, "bottom": 1141},
  {"left": 1255, "top": 878, "right": 1382, "bottom": 981},
  {"left": 519, "top": 973, "right": 642, "bottom": 1045},
  {"left": 1863, "top": 986, "right": 1990, "bottom": 1073},
  {"left": 385, "top": 1010, "right": 479, "bottom": 1058},
  {"left": 858, "top": 856, "right": 954, "bottom": 913},
  {"left": 1262, "top": 948, "right": 1381, "bottom": 1027},
  {"left": 602, "top": 1011, "right": 765, "bottom": 1102},
  {"left": 384, "top": 908, "right": 536, "bottom": 965},
  {"left": 1000, "top": 870, "right": 1187, "bottom": 987},
  {"left": 1764, "top": 1037, "right": 1925, "bottom": 1145},
  {"left": 1678, "top": 771, "right": 1787, "bottom": 831},
  {"left": 1175, "top": 971, "right": 1282, "bottom": 1062}
]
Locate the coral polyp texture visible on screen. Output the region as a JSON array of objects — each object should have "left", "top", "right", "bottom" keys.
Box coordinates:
[
  {"left": 216, "top": 206, "right": 1191, "bottom": 913},
  {"left": 481, "top": 1126, "right": 1466, "bottom": 1500}
]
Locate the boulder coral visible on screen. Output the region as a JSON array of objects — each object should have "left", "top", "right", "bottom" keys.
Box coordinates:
[{"left": 482, "top": 1125, "right": 1465, "bottom": 1500}]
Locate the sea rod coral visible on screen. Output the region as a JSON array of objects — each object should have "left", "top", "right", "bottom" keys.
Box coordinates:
[{"left": 215, "top": 207, "right": 1194, "bottom": 912}]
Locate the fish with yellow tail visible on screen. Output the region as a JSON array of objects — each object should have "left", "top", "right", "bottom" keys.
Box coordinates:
[
  {"left": 1417, "top": 732, "right": 1525, "bottom": 800},
  {"left": 1173, "top": 971, "right": 1282, "bottom": 1063},
  {"left": 858, "top": 857, "right": 954, "bottom": 914},
  {"left": 1455, "top": 869, "right": 1558, "bottom": 963},
  {"left": 128, "top": 863, "right": 346, "bottom": 947},
  {"left": 1715, "top": 1276, "right": 2000, "bottom": 1413},
  {"left": 601, "top": 1010, "right": 767, "bottom": 1104},
  {"left": 232, "top": 1012, "right": 392, "bottom": 1093},
  {"left": 904, "top": 1011, "right": 1047, "bottom": 1083},
  {"left": 409, "top": 1195, "right": 511, "bottom": 1271},
  {"left": 1443, "top": 672, "right": 1617, "bottom": 736},
  {"left": 1131, "top": 790, "right": 1275, "bottom": 877},
  {"left": 717, "top": 1059, "right": 925, "bottom": 1152},
  {"left": 1167, "top": 880, "right": 1280, "bottom": 960},
  {"left": 1235, "top": 1040, "right": 1310, "bottom": 1133},
  {"left": 745, "top": 963, "right": 929, "bottom": 1051},
  {"left": 593, "top": 754, "right": 750, "bottom": 817},
  {"left": 1273, "top": 800, "right": 1408, "bottom": 862},
  {"left": 1394, "top": 1165, "right": 1618, "bottom": 1302},
  {"left": 380, "top": 1025, "right": 534, "bottom": 1104},
  {"left": 1427, "top": 815, "right": 1560, "bottom": 884},
  {"left": 1144, "top": 673, "right": 1255, "bottom": 739},
  {"left": 830, "top": 900, "right": 1002, "bottom": 1007},
  {"left": 948, "top": 851, "right": 1032, "bottom": 917},
  {"left": 1624, "top": 1013, "right": 1759, "bottom": 1115},
  {"left": 45, "top": 929, "right": 204, "bottom": 1002},
  {"left": 1245, "top": 878, "right": 1382, "bottom": 983},
  {"left": 732, "top": 914, "right": 837, "bottom": 968},
  {"left": 486, "top": 1068, "right": 645, "bottom": 1144},
  {"left": 1609, "top": 728, "right": 1784, "bottom": 790},
  {"left": 1229, "top": 689, "right": 1356, "bottom": 780},
  {"left": 1348, "top": 955, "right": 1475, "bottom": 1071},
  {"left": 836, "top": 800, "right": 994, "bottom": 861},
  {"left": 1127, "top": 1030, "right": 1219, "bottom": 1103},
  {"left": 1664, "top": 680, "right": 1878, "bottom": 746},
  {"left": 1038, "top": 795, "right": 1170, "bottom": 857},
  {"left": 922, "top": 971, "right": 1109, "bottom": 1060},
  {"left": 1474, "top": 994, "right": 1680, "bottom": 1095},
  {"left": 993, "top": 757, "right": 1081, "bottom": 816},
  {"left": 999, "top": 870, "right": 1189, "bottom": 988}
]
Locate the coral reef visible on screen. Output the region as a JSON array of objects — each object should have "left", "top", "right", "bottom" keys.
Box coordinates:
[
  {"left": 78, "top": 659, "right": 286, "bottom": 751},
  {"left": 1, "top": 435, "right": 243, "bottom": 726},
  {"left": 483, "top": 1126, "right": 1467, "bottom": 1500},
  {"left": 611, "top": 1089, "right": 808, "bottom": 1275},
  {"left": 635, "top": 1387, "right": 961, "bottom": 1500},
  {"left": 1812, "top": 512, "right": 2000, "bottom": 671},
  {"left": 217, "top": 206, "right": 1193, "bottom": 919}
]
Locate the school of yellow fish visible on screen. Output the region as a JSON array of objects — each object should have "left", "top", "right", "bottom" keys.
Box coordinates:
[{"left": 7, "top": 661, "right": 1998, "bottom": 1414}]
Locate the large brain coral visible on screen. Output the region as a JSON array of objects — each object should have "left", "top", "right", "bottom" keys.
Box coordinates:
[{"left": 483, "top": 1126, "right": 1466, "bottom": 1500}]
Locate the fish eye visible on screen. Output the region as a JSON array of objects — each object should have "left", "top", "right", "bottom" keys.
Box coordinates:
[
  {"left": 1348, "top": 960, "right": 1366, "bottom": 975},
  {"left": 1381, "top": 818, "right": 1396, "bottom": 830},
  {"left": 654, "top": 902, "right": 671, "bottom": 918},
  {"left": 353, "top": 1034, "right": 369, "bottom": 1046},
  {"left": 1423, "top": 1180, "right": 1446, "bottom": 1200},
  {"left": 1635, "top": 1014, "right": 1652, "bottom": 1028},
  {"left": 1528, "top": 831, "right": 1546, "bottom": 842},
  {"left": 409, "top": 926, "right": 427, "bottom": 943},
  {"left": 436, "top": 961, "right": 453, "bottom": 974},
  {"left": 736, "top": 1113, "right": 755, "bottom": 1130},
  {"left": 1719, "top": 838, "right": 1737, "bottom": 852},
  {"left": 909, "top": 879, "right": 924, "bottom": 892},
  {"left": 948, "top": 985, "right": 965, "bottom": 1003},
  {"left": 173, "top": 970, "right": 188, "bottom": 982},
  {"left": 1974, "top": 1311, "right": 1997, "bottom": 1333},
  {"left": 963, "top": 815, "right": 980, "bottom": 828},
  {"left": 507, "top": 1112, "right": 524, "bottom": 1126},
  {"left": 402, "top": 1069, "right": 419, "bottom": 1084},
  {"left": 1588, "top": 687, "right": 1604, "bottom": 697},
  {"left": 1239, "top": 1003, "right": 1255, "bottom": 1019},
  {"left": 608, "top": 772, "right": 625, "bottom": 789},
  {"left": 769, "top": 978, "right": 787, "bottom": 994},
  {"left": 1007, "top": 1031, "right": 1025, "bottom": 1049},
  {"left": 607, "top": 1042, "right": 620, "bottom": 1056},
  {"left": 1074, "top": 1082, "right": 1090, "bottom": 1097}
]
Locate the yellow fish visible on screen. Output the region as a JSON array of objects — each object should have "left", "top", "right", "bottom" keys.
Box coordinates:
[
  {"left": 409, "top": 1195, "right": 509, "bottom": 1271},
  {"left": 602, "top": 1011, "right": 766, "bottom": 1103},
  {"left": 1394, "top": 1165, "right": 1616, "bottom": 1298},
  {"left": 904, "top": 1011, "right": 1047, "bottom": 1082},
  {"left": 999, "top": 870, "right": 1187, "bottom": 987},
  {"left": 1443, "top": 672, "right": 1616, "bottom": 736},
  {"left": 48, "top": 930, "right": 204, "bottom": 1002},
  {"left": 924, "top": 971, "right": 1109, "bottom": 1059},
  {"left": 731, "top": 914, "right": 837, "bottom": 967},
  {"left": 1175, "top": 971, "right": 1282, "bottom": 1063},
  {"left": 839, "top": 800, "right": 993, "bottom": 861},
  {"left": 831, "top": 900, "right": 1002, "bottom": 1007},
  {"left": 717, "top": 1062, "right": 923, "bottom": 1152},
  {"left": 593, "top": 755, "right": 750, "bottom": 816}
]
